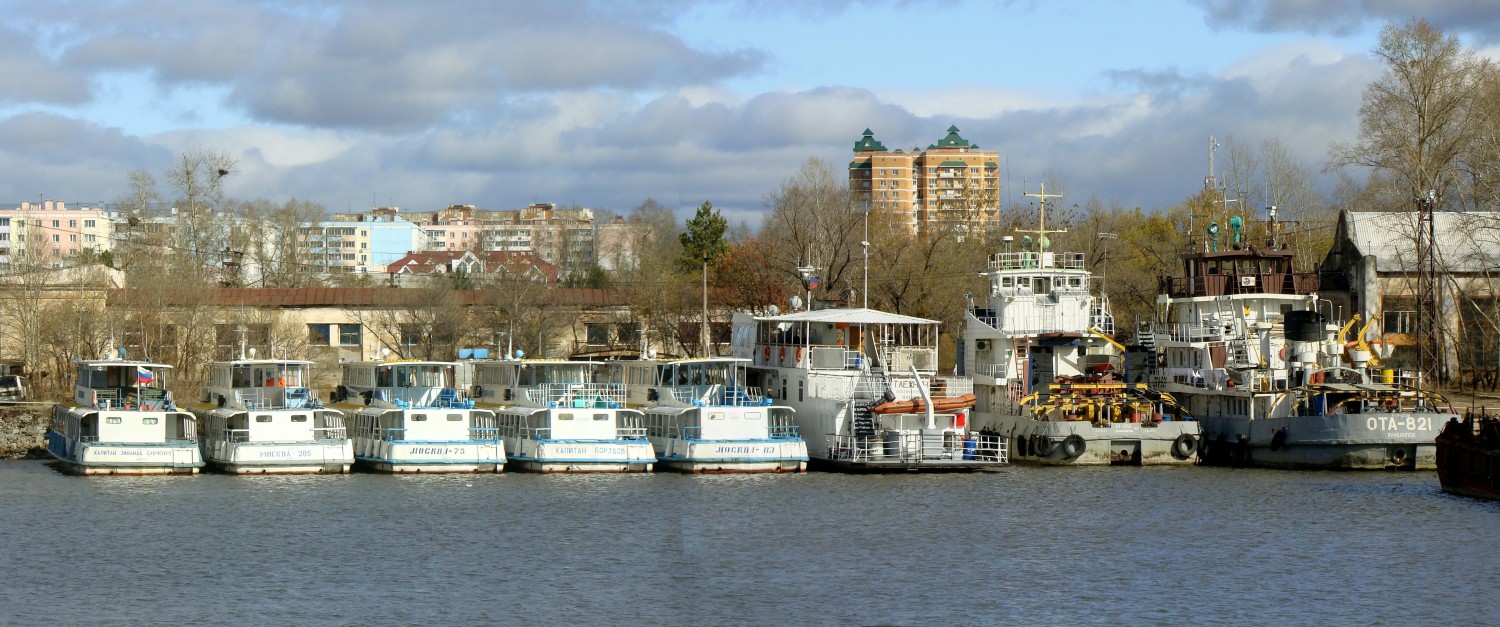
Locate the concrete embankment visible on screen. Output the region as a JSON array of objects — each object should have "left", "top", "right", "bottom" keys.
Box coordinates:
[{"left": 0, "top": 406, "right": 49, "bottom": 459}]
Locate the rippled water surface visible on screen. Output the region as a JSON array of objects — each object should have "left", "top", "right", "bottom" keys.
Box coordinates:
[{"left": 1, "top": 461, "right": 1496, "bottom": 626}]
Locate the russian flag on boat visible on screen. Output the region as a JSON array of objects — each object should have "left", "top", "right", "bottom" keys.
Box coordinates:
[{"left": 136, "top": 367, "right": 153, "bottom": 384}]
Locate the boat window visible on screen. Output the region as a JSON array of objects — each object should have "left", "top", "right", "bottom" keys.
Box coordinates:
[
  {"left": 142, "top": 417, "right": 159, "bottom": 425},
  {"left": 256, "top": 415, "right": 273, "bottom": 423},
  {"left": 1000, "top": 277, "right": 1012, "bottom": 288},
  {"left": 747, "top": 411, "right": 762, "bottom": 421},
  {"left": 558, "top": 413, "right": 574, "bottom": 421},
  {"left": 1034, "top": 277, "right": 1050, "bottom": 294},
  {"left": 593, "top": 413, "right": 609, "bottom": 421},
  {"left": 709, "top": 412, "right": 725, "bottom": 421},
  {"left": 106, "top": 417, "right": 122, "bottom": 424},
  {"left": 291, "top": 415, "right": 308, "bottom": 423},
  {"left": 1017, "top": 277, "right": 1031, "bottom": 291},
  {"left": 447, "top": 414, "right": 463, "bottom": 421},
  {"left": 410, "top": 414, "right": 427, "bottom": 422}
]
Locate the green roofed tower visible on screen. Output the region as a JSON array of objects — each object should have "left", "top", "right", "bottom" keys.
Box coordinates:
[{"left": 848, "top": 125, "right": 1000, "bottom": 234}]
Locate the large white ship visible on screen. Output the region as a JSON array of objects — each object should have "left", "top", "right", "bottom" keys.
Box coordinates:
[
  {"left": 962, "top": 190, "right": 1198, "bottom": 465},
  {"left": 46, "top": 355, "right": 204, "bottom": 475},
  {"left": 732, "top": 307, "right": 1005, "bottom": 471}
]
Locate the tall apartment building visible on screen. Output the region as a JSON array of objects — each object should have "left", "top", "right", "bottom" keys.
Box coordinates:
[
  {"left": 0, "top": 200, "right": 115, "bottom": 271},
  {"left": 848, "top": 126, "right": 1000, "bottom": 233}
]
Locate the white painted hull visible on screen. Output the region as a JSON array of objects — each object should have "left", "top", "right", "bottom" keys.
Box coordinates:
[
  {"left": 205, "top": 441, "right": 354, "bottom": 474},
  {"left": 46, "top": 433, "right": 203, "bottom": 476},
  {"left": 654, "top": 438, "right": 808, "bottom": 473},
  {"left": 505, "top": 438, "right": 656, "bottom": 473},
  {"left": 352, "top": 440, "right": 505, "bottom": 474},
  {"left": 976, "top": 411, "right": 1201, "bottom": 466}
]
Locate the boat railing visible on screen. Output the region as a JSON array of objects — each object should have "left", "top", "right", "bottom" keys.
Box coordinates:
[
  {"left": 524, "top": 383, "right": 626, "bottom": 408},
  {"left": 312, "top": 426, "right": 348, "bottom": 441},
  {"left": 379, "top": 427, "right": 407, "bottom": 442},
  {"left": 975, "top": 363, "right": 1008, "bottom": 380},
  {"left": 881, "top": 347, "right": 937, "bottom": 372},
  {"left": 468, "top": 426, "right": 500, "bottom": 442},
  {"left": 988, "top": 251, "right": 1085, "bottom": 271},
  {"left": 375, "top": 386, "right": 474, "bottom": 409},
  {"left": 829, "top": 432, "right": 1006, "bottom": 464},
  {"left": 616, "top": 426, "right": 648, "bottom": 440},
  {"left": 1160, "top": 321, "right": 1238, "bottom": 343},
  {"left": 1164, "top": 272, "right": 1319, "bottom": 298},
  {"left": 668, "top": 385, "right": 773, "bottom": 407},
  {"left": 967, "top": 308, "right": 1092, "bottom": 337},
  {"left": 931, "top": 377, "right": 973, "bottom": 397},
  {"left": 768, "top": 424, "right": 800, "bottom": 440}
]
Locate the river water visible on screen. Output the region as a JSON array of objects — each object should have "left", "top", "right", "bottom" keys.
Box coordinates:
[{"left": 1, "top": 461, "right": 1495, "bottom": 626}]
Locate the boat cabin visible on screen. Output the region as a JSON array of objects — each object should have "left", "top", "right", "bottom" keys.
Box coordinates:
[
  {"left": 1164, "top": 248, "right": 1318, "bottom": 299},
  {"left": 338, "top": 360, "right": 472, "bottom": 409},
  {"left": 732, "top": 308, "right": 942, "bottom": 375},
  {"left": 474, "top": 360, "right": 637, "bottom": 441},
  {"left": 72, "top": 359, "right": 175, "bottom": 411},
  {"left": 204, "top": 359, "right": 318, "bottom": 410}
]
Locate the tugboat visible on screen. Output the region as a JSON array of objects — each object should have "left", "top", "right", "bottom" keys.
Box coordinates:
[
  {"left": 1436, "top": 411, "right": 1500, "bottom": 500},
  {"left": 963, "top": 185, "right": 1198, "bottom": 465},
  {"left": 732, "top": 306, "right": 1005, "bottom": 472},
  {"left": 192, "top": 356, "right": 354, "bottom": 474},
  {"left": 616, "top": 357, "right": 808, "bottom": 473},
  {"left": 46, "top": 352, "right": 204, "bottom": 475},
  {"left": 1147, "top": 216, "right": 1455, "bottom": 469}
]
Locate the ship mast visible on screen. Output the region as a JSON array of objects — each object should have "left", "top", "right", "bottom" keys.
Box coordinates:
[{"left": 1019, "top": 182, "right": 1067, "bottom": 252}]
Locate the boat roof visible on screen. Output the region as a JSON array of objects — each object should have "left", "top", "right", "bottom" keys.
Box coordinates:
[
  {"left": 207, "top": 359, "right": 314, "bottom": 367},
  {"left": 75, "top": 359, "right": 174, "bottom": 370},
  {"left": 755, "top": 307, "right": 938, "bottom": 325},
  {"left": 347, "top": 360, "right": 458, "bottom": 367}
]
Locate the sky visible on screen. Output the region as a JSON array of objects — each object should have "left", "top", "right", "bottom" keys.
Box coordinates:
[{"left": 2, "top": 0, "right": 1499, "bottom": 227}]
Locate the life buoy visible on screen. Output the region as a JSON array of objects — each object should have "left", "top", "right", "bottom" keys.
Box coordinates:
[
  {"left": 1270, "top": 428, "right": 1288, "bottom": 451},
  {"left": 779, "top": 347, "right": 786, "bottom": 361},
  {"left": 1172, "top": 433, "right": 1198, "bottom": 459},
  {"left": 764, "top": 346, "right": 771, "bottom": 361},
  {"left": 795, "top": 347, "right": 804, "bottom": 362},
  {"left": 1278, "top": 346, "right": 1288, "bottom": 361},
  {"left": 1061, "top": 434, "right": 1086, "bottom": 458}
]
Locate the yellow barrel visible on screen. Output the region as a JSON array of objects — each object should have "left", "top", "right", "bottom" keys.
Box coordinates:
[{"left": 1381, "top": 369, "right": 1394, "bottom": 384}]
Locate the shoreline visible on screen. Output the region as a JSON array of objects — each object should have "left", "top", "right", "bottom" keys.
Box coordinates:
[{"left": 0, "top": 406, "right": 49, "bottom": 460}]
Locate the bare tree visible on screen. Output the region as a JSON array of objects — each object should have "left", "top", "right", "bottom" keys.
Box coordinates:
[
  {"left": 762, "top": 158, "right": 863, "bottom": 308},
  {"left": 1330, "top": 18, "right": 1488, "bottom": 206}
]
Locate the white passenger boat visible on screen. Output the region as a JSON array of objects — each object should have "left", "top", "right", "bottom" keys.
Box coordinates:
[
  {"left": 615, "top": 358, "right": 808, "bottom": 473},
  {"left": 191, "top": 359, "right": 353, "bottom": 474},
  {"left": 45, "top": 356, "right": 204, "bottom": 475},
  {"left": 1146, "top": 219, "right": 1455, "bottom": 469},
  {"left": 732, "top": 308, "right": 1006, "bottom": 471},
  {"left": 331, "top": 360, "right": 503, "bottom": 473},
  {"left": 962, "top": 196, "right": 1199, "bottom": 465},
  {"left": 472, "top": 360, "right": 655, "bottom": 472}
]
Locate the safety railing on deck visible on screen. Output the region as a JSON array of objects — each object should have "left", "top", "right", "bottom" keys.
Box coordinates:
[
  {"left": 830, "top": 432, "right": 1006, "bottom": 464},
  {"left": 666, "top": 385, "right": 772, "bottom": 407},
  {"left": 524, "top": 383, "right": 626, "bottom": 408}
]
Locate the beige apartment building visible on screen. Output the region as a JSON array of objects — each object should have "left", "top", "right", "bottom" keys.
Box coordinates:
[
  {"left": 0, "top": 200, "right": 114, "bottom": 270},
  {"left": 849, "top": 126, "right": 1000, "bottom": 233}
]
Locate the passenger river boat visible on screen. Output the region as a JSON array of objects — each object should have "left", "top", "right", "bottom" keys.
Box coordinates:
[
  {"left": 45, "top": 355, "right": 204, "bottom": 475},
  {"left": 191, "top": 358, "right": 353, "bottom": 474},
  {"left": 1146, "top": 218, "right": 1455, "bottom": 469},
  {"left": 732, "top": 307, "right": 1005, "bottom": 471},
  {"left": 332, "top": 359, "right": 503, "bottom": 473},
  {"left": 962, "top": 195, "right": 1198, "bottom": 465},
  {"left": 616, "top": 357, "right": 807, "bottom": 473},
  {"left": 472, "top": 360, "right": 655, "bottom": 472}
]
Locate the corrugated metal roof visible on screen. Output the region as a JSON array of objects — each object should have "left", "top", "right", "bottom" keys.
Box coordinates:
[
  {"left": 1344, "top": 211, "right": 1500, "bottom": 273},
  {"left": 756, "top": 307, "right": 938, "bottom": 325},
  {"left": 106, "top": 287, "right": 627, "bottom": 308}
]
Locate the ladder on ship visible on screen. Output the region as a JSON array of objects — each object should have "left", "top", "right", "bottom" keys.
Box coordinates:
[{"left": 1212, "top": 299, "right": 1256, "bottom": 369}]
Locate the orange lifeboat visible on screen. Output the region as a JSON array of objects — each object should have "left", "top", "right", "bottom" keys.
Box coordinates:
[{"left": 869, "top": 394, "right": 977, "bottom": 415}]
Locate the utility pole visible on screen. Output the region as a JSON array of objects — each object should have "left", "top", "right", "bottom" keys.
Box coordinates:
[{"left": 1415, "top": 190, "right": 1440, "bottom": 391}]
